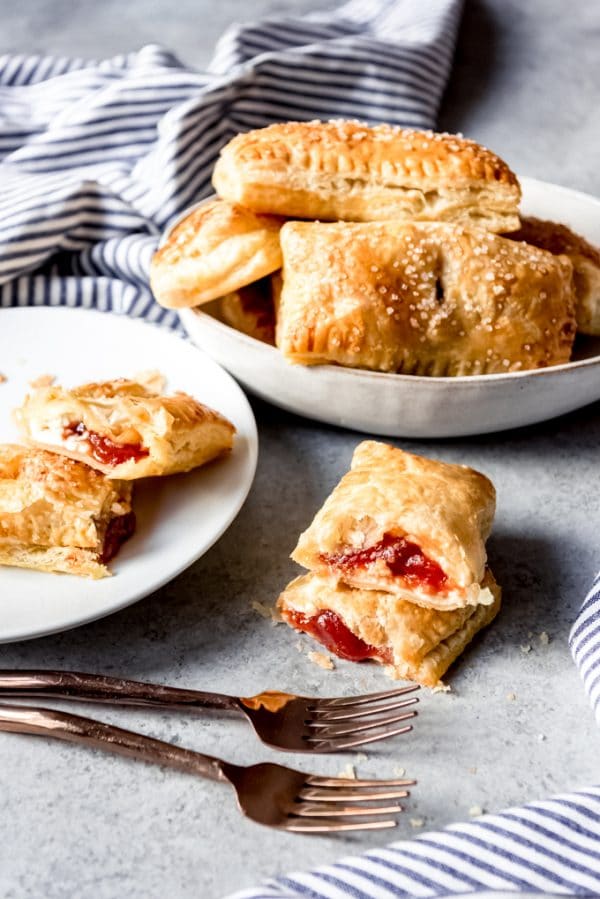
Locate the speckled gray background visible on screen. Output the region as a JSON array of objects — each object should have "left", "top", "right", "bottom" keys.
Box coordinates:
[{"left": 0, "top": 2, "right": 599, "bottom": 897}]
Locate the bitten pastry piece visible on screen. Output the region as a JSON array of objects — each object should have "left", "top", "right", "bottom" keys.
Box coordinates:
[
  {"left": 278, "top": 571, "right": 501, "bottom": 687},
  {"left": 219, "top": 276, "right": 276, "bottom": 345},
  {"left": 0, "top": 445, "right": 134, "bottom": 578},
  {"left": 277, "top": 220, "right": 576, "bottom": 375},
  {"left": 212, "top": 120, "right": 521, "bottom": 232},
  {"left": 505, "top": 216, "right": 600, "bottom": 336},
  {"left": 292, "top": 441, "right": 496, "bottom": 611},
  {"left": 15, "top": 377, "right": 235, "bottom": 479},
  {"left": 150, "top": 199, "right": 284, "bottom": 308}
]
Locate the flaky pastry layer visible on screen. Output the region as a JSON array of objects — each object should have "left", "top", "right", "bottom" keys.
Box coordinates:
[
  {"left": 15, "top": 377, "right": 236, "bottom": 479},
  {"left": 0, "top": 445, "right": 133, "bottom": 578},
  {"left": 277, "top": 220, "right": 576, "bottom": 375},
  {"left": 213, "top": 120, "right": 521, "bottom": 231},
  {"left": 150, "top": 199, "right": 284, "bottom": 308},
  {"left": 292, "top": 441, "right": 496, "bottom": 607},
  {"left": 505, "top": 216, "right": 600, "bottom": 336}
]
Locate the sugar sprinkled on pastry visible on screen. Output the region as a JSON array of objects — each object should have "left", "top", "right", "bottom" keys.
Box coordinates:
[
  {"left": 276, "top": 220, "right": 576, "bottom": 375},
  {"left": 505, "top": 216, "right": 600, "bottom": 336},
  {"left": 213, "top": 120, "right": 521, "bottom": 232},
  {"left": 0, "top": 445, "right": 134, "bottom": 578},
  {"left": 150, "top": 198, "right": 284, "bottom": 309},
  {"left": 15, "top": 377, "right": 235, "bottom": 479},
  {"left": 291, "top": 441, "right": 497, "bottom": 612}
]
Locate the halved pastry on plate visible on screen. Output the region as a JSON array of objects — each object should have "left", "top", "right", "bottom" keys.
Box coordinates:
[
  {"left": 150, "top": 198, "right": 284, "bottom": 309},
  {"left": 278, "top": 571, "right": 501, "bottom": 686},
  {"left": 15, "top": 377, "right": 235, "bottom": 479},
  {"left": 292, "top": 441, "right": 497, "bottom": 612},
  {"left": 277, "top": 220, "right": 576, "bottom": 375},
  {"left": 219, "top": 276, "right": 276, "bottom": 345},
  {"left": 505, "top": 216, "right": 600, "bottom": 336},
  {"left": 212, "top": 120, "right": 521, "bottom": 232},
  {"left": 0, "top": 445, "right": 134, "bottom": 578}
]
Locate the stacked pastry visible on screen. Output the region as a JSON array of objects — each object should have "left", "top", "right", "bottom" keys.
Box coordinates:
[
  {"left": 150, "top": 120, "right": 600, "bottom": 374},
  {"left": 0, "top": 375, "right": 235, "bottom": 578},
  {"left": 277, "top": 441, "right": 501, "bottom": 688}
]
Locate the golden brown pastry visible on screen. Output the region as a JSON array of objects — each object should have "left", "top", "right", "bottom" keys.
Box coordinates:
[
  {"left": 15, "top": 376, "right": 235, "bottom": 479},
  {"left": 0, "top": 445, "right": 134, "bottom": 578},
  {"left": 277, "top": 220, "right": 576, "bottom": 375},
  {"left": 219, "top": 277, "right": 276, "bottom": 344},
  {"left": 212, "top": 120, "right": 521, "bottom": 232},
  {"left": 150, "top": 199, "right": 284, "bottom": 308},
  {"left": 278, "top": 571, "right": 501, "bottom": 686},
  {"left": 292, "top": 441, "right": 496, "bottom": 611},
  {"left": 505, "top": 216, "right": 600, "bottom": 336}
]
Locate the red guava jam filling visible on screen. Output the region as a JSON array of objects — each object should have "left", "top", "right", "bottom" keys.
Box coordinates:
[
  {"left": 64, "top": 422, "right": 149, "bottom": 467},
  {"left": 101, "top": 511, "right": 136, "bottom": 563},
  {"left": 286, "top": 609, "right": 391, "bottom": 663},
  {"left": 321, "top": 533, "right": 448, "bottom": 593}
]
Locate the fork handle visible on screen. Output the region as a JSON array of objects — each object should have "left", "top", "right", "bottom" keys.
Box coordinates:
[
  {"left": 0, "top": 670, "right": 241, "bottom": 713},
  {"left": 0, "top": 703, "right": 234, "bottom": 783}
]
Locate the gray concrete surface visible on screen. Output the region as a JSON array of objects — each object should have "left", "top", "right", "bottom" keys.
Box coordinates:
[{"left": 0, "top": 1, "right": 599, "bottom": 897}]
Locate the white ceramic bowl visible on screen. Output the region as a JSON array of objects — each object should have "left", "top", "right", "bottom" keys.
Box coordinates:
[{"left": 177, "top": 177, "right": 600, "bottom": 437}]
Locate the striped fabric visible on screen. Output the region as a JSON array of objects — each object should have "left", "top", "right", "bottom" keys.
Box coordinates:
[
  {"left": 571, "top": 574, "right": 600, "bottom": 727},
  {"left": 0, "top": 0, "right": 463, "bottom": 335}
]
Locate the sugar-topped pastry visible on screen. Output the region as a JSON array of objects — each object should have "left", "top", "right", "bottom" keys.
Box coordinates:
[
  {"left": 278, "top": 572, "right": 501, "bottom": 687},
  {"left": 505, "top": 216, "right": 600, "bottom": 336},
  {"left": 150, "top": 198, "right": 284, "bottom": 308},
  {"left": 15, "top": 376, "right": 235, "bottom": 479},
  {"left": 212, "top": 120, "right": 521, "bottom": 232},
  {"left": 0, "top": 445, "right": 134, "bottom": 578},
  {"left": 291, "top": 441, "right": 497, "bottom": 612},
  {"left": 276, "top": 220, "right": 576, "bottom": 375}
]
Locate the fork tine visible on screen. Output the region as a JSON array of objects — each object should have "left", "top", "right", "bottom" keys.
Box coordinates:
[
  {"left": 312, "top": 684, "right": 419, "bottom": 710},
  {"left": 293, "top": 802, "right": 404, "bottom": 817},
  {"left": 307, "top": 775, "right": 415, "bottom": 787},
  {"left": 311, "top": 695, "right": 419, "bottom": 722},
  {"left": 308, "top": 709, "right": 417, "bottom": 737},
  {"left": 310, "top": 722, "right": 414, "bottom": 750},
  {"left": 284, "top": 818, "right": 397, "bottom": 832},
  {"left": 300, "top": 786, "right": 411, "bottom": 802}
]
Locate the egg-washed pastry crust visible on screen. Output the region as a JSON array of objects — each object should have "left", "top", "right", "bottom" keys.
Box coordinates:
[
  {"left": 278, "top": 570, "right": 501, "bottom": 687},
  {"left": 213, "top": 120, "right": 521, "bottom": 232},
  {"left": 15, "top": 377, "right": 235, "bottom": 479},
  {"left": 150, "top": 199, "right": 284, "bottom": 309},
  {"left": 505, "top": 216, "right": 600, "bottom": 336},
  {"left": 292, "top": 441, "right": 496, "bottom": 611},
  {"left": 276, "top": 220, "right": 576, "bottom": 375},
  {"left": 0, "top": 445, "right": 134, "bottom": 578}
]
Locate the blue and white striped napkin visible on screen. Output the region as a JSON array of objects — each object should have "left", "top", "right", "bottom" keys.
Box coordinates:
[{"left": 0, "top": 0, "right": 598, "bottom": 894}]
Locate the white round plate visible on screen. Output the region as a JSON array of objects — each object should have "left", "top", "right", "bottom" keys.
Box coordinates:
[
  {"left": 0, "top": 308, "right": 258, "bottom": 643},
  {"left": 179, "top": 177, "right": 600, "bottom": 437}
]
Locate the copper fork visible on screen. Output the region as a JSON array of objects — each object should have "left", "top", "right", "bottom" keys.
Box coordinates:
[
  {"left": 0, "top": 703, "right": 414, "bottom": 833},
  {"left": 0, "top": 670, "right": 418, "bottom": 753}
]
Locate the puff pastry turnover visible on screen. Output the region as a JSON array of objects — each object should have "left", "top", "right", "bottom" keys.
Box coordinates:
[
  {"left": 15, "top": 377, "right": 235, "bottom": 479},
  {"left": 219, "top": 277, "right": 276, "bottom": 345},
  {"left": 278, "top": 571, "right": 501, "bottom": 687},
  {"left": 0, "top": 445, "right": 134, "bottom": 578},
  {"left": 150, "top": 199, "right": 284, "bottom": 308},
  {"left": 212, "top": 120, "right": 521, "bottom": 232},
  {"left": 277, "top": 220, "right": 576, "bottom": 375},
  {"left": 292, "top": 441, "right": 496, "bottom": 611},
  {"left": 505, "top": 216, "right": 600, "bottom": 336}
]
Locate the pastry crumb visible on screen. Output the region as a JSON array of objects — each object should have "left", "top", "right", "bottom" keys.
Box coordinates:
[
  {"left": 506, "top": 692, "right": 517, "bottom": 701},
  {"left": 469, "top": 805, "right": 484, "bottom": 817},
  {"left": 250, "top": 600, "right": 282, "bottom": 625},
  {"left": 520, "top": 643, "right": 532, "bottom": 654},
  {"left": 295, "top": 640, "right": 304, "bottom": 653},
  {"left": 538, "top": 733, "right": 547, "bottom": 742},
  {"left": 337, "top": 763, "right": 356, "bottom": 780},
  {"left": 539, "top": 631, "right": 550, "bottom": 645},
  {"left": 354, "top": 752, "right": 368, "bottom": 764},
  {"left": 432, "top": 683, "right": 451, "bottom": 693},
  {"left": 308, "top": 650, "right": 335, "bottom": 670},
  {"left": 28, "top": 373, "right": 55, "bottom": 388},
  {"left": 410, "top": 817, "right": 425, "bottom": 829},
  {"left": 393, "top": 766, "right": 406, "bottom": 777},
  {"left": 0, "top": 373, "right": 6, "bottom": 384},
  {"left": 468, "top": 766, "right": 478, "bottom": 775}
]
